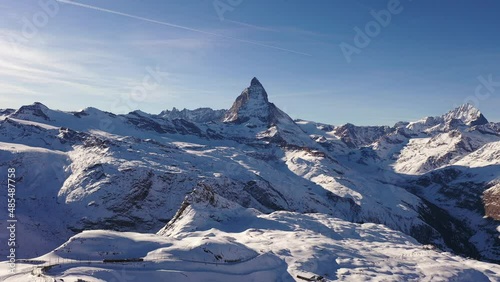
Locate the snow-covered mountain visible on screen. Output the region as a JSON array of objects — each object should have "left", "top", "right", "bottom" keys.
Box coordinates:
[
  {"left": 298, "top": 103, "right": 500, "bottom": 264},
  {"left": 223, "top": 77, "right": 272, "bottom": 124},
  {"left": 443, "top": 103, "right": 489, "bottom": 126},
  {"left": 0, "top": 78, "right": 499, "bottom": 281}
]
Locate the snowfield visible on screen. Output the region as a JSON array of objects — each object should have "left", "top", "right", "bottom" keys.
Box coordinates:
[{"left": 2, "top": 191, "right": 500, "bottom": 281}]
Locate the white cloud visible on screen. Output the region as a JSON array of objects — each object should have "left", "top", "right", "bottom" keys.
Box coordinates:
[
  {"left": 0, "top": 82, "right": 39, "bottom": 95},
  {"left": 0, "top": 30, "right": 146, "bottom": 99}
]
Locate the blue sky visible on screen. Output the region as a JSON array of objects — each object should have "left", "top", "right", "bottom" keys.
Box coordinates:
[{"left": 1, "top": 0, "right": 499, "bottom": 125}]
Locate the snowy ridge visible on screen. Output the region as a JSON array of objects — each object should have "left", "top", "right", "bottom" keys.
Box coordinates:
[{"left": 159, "top": 107, "right": 227, "bottom": 123}]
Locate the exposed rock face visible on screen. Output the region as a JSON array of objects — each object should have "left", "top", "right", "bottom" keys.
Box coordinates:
[{"left": 485, "top": 184, "right": 500, "bottom": 220}]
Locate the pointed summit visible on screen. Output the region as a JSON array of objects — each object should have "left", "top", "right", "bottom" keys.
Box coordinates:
[
  {"left": 223, "top": 77, "right": 270, "bottom": 123},
  {"left": 247, "top": 77, "right": 268, "bottom": 102},
  {"left": 251, "top": 77, "right": 262, "bottom": 86},
  {"left": 443, "top": 103, "right": 488, "bottom": 126}
]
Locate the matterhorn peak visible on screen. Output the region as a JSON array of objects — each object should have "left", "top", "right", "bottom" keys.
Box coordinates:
[
  {"left": 223, "top": 77, "right": 270, "bottom": 123},
  {"left": 247, "top": 77, "right": 269, "bottom": 102},
  {"left": 250, "top": 77, "right": 262, "bottom": 86},
  {"left": 443, "top": 103, "right": 488, "bottom": 126}
]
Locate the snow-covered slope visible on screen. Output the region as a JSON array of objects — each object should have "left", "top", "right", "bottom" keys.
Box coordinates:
[
  {"left": 393, "top": 129, "right": 497, "bottom": 174},
  {"left": 0, "top": 111, "right": 438, "bottom": 260},
  {"left": 2, "top": 187, "right": 500, "bottom": 281}
]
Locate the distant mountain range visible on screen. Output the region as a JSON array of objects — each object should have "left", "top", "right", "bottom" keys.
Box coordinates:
[{"left": 0, "top": 78, "right": 499, "bottom": 281}]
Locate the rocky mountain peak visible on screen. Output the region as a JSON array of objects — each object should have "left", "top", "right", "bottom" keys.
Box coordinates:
[
  {"left": 443, "top": 103, "right": 488, "bottom": 126},
  {"left": 223, "top": 77, "right": 270, "bottom": 123},
  {"left": 11, "top": 102, "right": 51, "bottom": 121},
  {"left": 250, "top": 77, "right": 263, "bottom": 87}
]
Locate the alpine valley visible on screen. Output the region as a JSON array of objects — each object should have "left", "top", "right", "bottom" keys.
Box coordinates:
[{"left": 1, "top": 78, "right": 499, "bottom": 281}]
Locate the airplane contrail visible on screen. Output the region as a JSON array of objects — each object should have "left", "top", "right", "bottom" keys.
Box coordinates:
[
  {"left": 55, "top": 0, "right": 312, "bottom": 56},
  {"left": 223, "top": 19, "right": 278, "bottom": 32}
]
